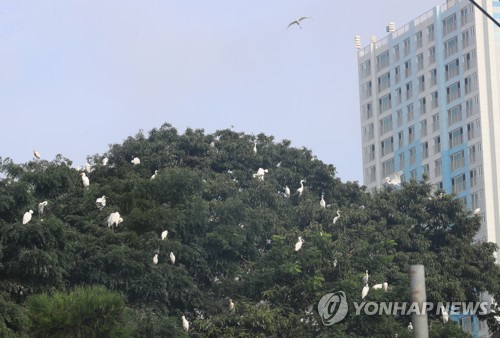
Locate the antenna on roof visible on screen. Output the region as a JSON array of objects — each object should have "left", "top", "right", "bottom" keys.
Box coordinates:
[{"left": 386, "top": 22, "right": 395, "bottom": 33}]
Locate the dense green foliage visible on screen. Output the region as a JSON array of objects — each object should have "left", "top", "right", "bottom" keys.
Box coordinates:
[{"left": 0, "top": 123, "right": 499, "bottom": 337}]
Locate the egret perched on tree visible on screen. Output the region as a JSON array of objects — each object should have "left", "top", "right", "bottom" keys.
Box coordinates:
[
  {"left": 33, "top": 150, "right": 41, "bottom": 160},
  {"left": 151, "top": 170, "right": 158, "bottom": 180},
  {"left": 131, "top": 157, "right": 141, "bottom": 165},
  {"left": 372, "top": 283, "right": 383, "bottom": 290},
  {"left": 297, "top": 180, "right": 306, "bottom": 196},
  {"left": 22, "top": 210, "right": 33, "bottom": 224},
  {"left": 320, "top": 194, "right": 326, "bottom": 208},
  {"left": 287, "top": 16, "right": 312, "bottom": 29},
  {"left": 253, "top": 140, "right": 257, "bottom": 155},
  {"left": 229, "top": 299, "right": 235, "bottom": 312},
  {"left": 96, "top": 196, "right": 106, "bottom": 210},
  {"left": 361, "top": 284, "right": 369, "bottom": 299},
  {"left": 107, "top": 212, "right": 123, "bottom": 228},
  {"left": 170, "top": 252, "right": 176, "bottom": 265},
  {"left": 333, "top": 210, "right": 341, "bottom": 224},
  {"left": 474, "top": 208, "right": 481, "bottom": 215},
  {"left": 161, "top": 230, "right": 168, "bottom": 240},
  {"left": 80, "top": 173, "right": 89, "bottom": 188},
  {"left": 407, "top": 322, "right": 413, "bottom": 331},
  {"left": 253, "top": 168, "right": 268, "bottom": 181},
  {"left": 362, "top": 270, "right": 369, "bottom": 284},
  {"left": 102, "top": 157, "right": 109, "bottom": 166},
  {"left": 383, "top": 282, "right": 388, "bottom": 291},
  {"left": 38, "top": 201, "right": 48, "bottom": 216},
  {"left": 284, "top": 186, "right": 291, "bottom": 198},
  {"left": 295, "top": 237, "right": 304, "bottom": 251},
  {"left": 182, "top": 315, "right": 189, "bottom": 332},
  {"left": 440, "top": 305, "right": 449, "bottom": 323},
  {"left": 153, "top": 253, "right": 159, "bottom": 265},
  {"left": 84, "top": 163, "right": 94, "bottom": 173}
]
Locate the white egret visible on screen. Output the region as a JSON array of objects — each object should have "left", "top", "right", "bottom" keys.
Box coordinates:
[
  {"left": 297, "top": 180, "right": 305, "bottom": 196},
  {"left": 362, "top": 270, "right": 369, "bottom": 284},
  {"left": 22, "top": 210, "right": 33, "bottom": 224},
  {"left": 383, "top": 282, "right": 388, "bottom": 291},
  {"left": 253, "top": 168, "right": 268, "bottom": 181},
  {"left": 85, "top": 163, "right": 94, "bottom": 173},
  {"left": 333, "top": 210, "right": 341, "bottom": 224},
  {"left": 151, "top": 170, "right": 158, "bottom": 180},
  {"left": 253, "top": 140, "right": 257, "bottom": 155},
  {"left": 161, "top": 230, "right": 168, "bottom": 240},
  {"left": 320, "top": 194, "right": 326, "bottom": 208},
  {"left": 287, "top": 16, "right": 312, "bottom": 29},
  {"left": 474, "top": 208, "right": 481, "bottom": 215},
  {"left": 229, "top": 299, "right": 235, "bottom": 311},
  {"left": 96, "top": 196, "right": 106, "bottom": 210},
  {"left": 384, "top": 171, "right": 403, "bottom": 186},
  {"left": 38, "top": 201, "right": 48, "bottom": 216},
  {"left": 33, "top": 150, "right": 41, "bottom": 160},
  {"left": 107, "top": 212, "right": 123, "bottom": 228},
  {"left": 131, "top": 157, "right": 141, "bottom": 165},
  {"left": 407, "top": 322, "right": 413, "bottom": 331},
  {"left": 153, "top": 253, "right": 159, "bottom": 265},
  {"left": 284, "top": 186, "right": 291, "bottom": 198},
  {"left": 372, "top": 283, "right": 383, "bottom": 290},
  {"left": 182, "top": 315, "right": 189, "bottom": 332},
  {"left": 440, "top": 305, "right": 449, "bottom": 323},
  {"left": 170, "top": 252, "right": 176, "bottom": 264},
  {"left": 80, "top": 173, "right": 89, "bottom": 188},
  {"left": 361, "top": 283, "right": 369, "bottom": 299},
  {"left": 295, "top": 237, "right": 304, "bottom": 251},
  {"left": 210, "top": 141, "right": 215, "bottom": 148},
  {"left": 102, "top": 157, "right": 109, "bottom": 166}
]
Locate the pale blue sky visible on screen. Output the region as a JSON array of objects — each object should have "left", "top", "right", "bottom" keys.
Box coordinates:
[{"left": 1, "top": 0, "right": 441, "bottom": 183}]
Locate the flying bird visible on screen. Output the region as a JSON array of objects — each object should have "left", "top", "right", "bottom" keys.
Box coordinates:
[
  {"left": 131, "top": 157, "right": 141, "bottom": 165},
  {"left": 80, "top": 173, "right": 90, "bottom": 188},
  {"left": 38, "top": 201, "right": 48, "bottom": 216},
  {"left": 153, "top": 253, "right": 159, "bottom": 265},
  {"left": 333, "top": 210, "right": 341, "bottom": 224},
  {"left": 107, "top": 212, "right": 123, "bottom": 228},
  {"left": 384, "top": 171, "right": 403, "bottom": 186},
  {"left": 170, "top": 252, "right": 176, "bottom": 265},
  {"left": 361, "top": 283, "right": 369, "bottom": 299},
  {"left": 33, "top": 150, "right": 41, "bottom": 160},
  {"left": 182, "top": 315, "right": 189, "bottom": 332},
  {"left": 96, "top": 196, "right": 106, "bottom": 210},
  {"left": 161, "top": 230, "right": 168, "bottom": 240},
  {"left": 22, "top": 210, "right": 33, "bottom": 224},
  {"left": 295, "top": 236, "right": 304, "bottom": 251},
  {"left": 320, "top": 194, "right": 326, "bottom": 208},
  {"left": 287, "top": 16, "right": 312, "bottom": 30},
  {"left": 297, "top": 180, "right": 306, "bottom": 196}
]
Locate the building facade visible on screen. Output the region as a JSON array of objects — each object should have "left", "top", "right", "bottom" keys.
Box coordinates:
[{"left": 357, "top": 1, "right": 500, "bottom": 337}]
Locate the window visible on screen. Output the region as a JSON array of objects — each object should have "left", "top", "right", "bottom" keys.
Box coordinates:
[
  {"left": 406, "top": 82, "right": 413, "bottom": 100},
  {"left": 408, "top": 125, "right": 415, "bottom": 143},
  {"left": 443, "top": 13, "right": 457, "bottom": 36},
  {"left": 464, "top": 49, "right": 477, "bottom": 71},
  {"left": 435, "top": 158, "right": 442, "bottom": 176},
  {"left": 427, "top": 24, "right": 435, "bottom": 42},
  {"left": 419, "top": 97, "right": 427, "bottom": 115},
  {"left": 379, "top": 115, "right": 393, "bottom": 135},
  {"left": 398, "top": 131, "right": 404, "bottom": 148},
  {"left": 397, "top": 109, "right": 403, "bottom": 127},
  {"left": 445, "top": 59, "right": 460, "bottom": 81},
  {"left": 418, "top": 75, "right": 425, "bottom": 92},
  {"left": 416, "top": 31, "right": 423, "bottom": 49},
  {"left": 470, "top": 168, "right": 478, "bottom": 188},
  {"left": 430, "top": 68, "right": 437, "bottom": 86},
  {"left": 410, "top": 169, "right": 417, "bottom": 180},
  {"left": 403, "top": 38, "right": 411, "bottom": 57},
  {"left": 360, "top": 60, "right": 371, "bottom": 78},
  {"left": 422, "top": 142, "right": 429, "bottom": 159},
  {"left": 382, "top": 158, "right": 395, "bottom": 177},
  {"left": 450, "top": 150, "right": 465, "bottom": 171},
  {"left": 409, "top": 147, "right": 416, "bottom": 165},
  {"left": 378, "top": 72, "right": 391, "bottom": 93},
  {"left": 464, "top": 72, "right": 478, "bottom": 95},
  {"left": 405, "top": 60, "right": 412, "bottom": 78},
  {"left": 444, "top": 36, "right": 458, "bottom": 58},
  {"left": 428, "top": 46, "right": 436, "bottom": 64},
  {"left": 461, "top": 4, "right": 474, "bottom": 26},
  {"left": 466, "top": 96, "right": 479, "bottom": 117},
  {"left": 381, "top": 136, "right": 394, "bottom": 156},
  {"left": 431, "top": 91, "right": 439, "bottom": 109},
  {"left": 449, "top": 127, "right": 464, "bottom": 148},
  {"left": 469, "top": 143, "right": 482, "bottom": 163},
  {"left": 364, "top": 144, "right": 376, "bottom": 162},
  {"left": 446, "top": 81, "right": 461, "bottom": 103},
  {"left": 467, "top": 119, "right": 480, "bottom": 140},
  {"left": 362, "top": 103, "right": 373, "bottom": 120},
  {"left": 434, "top": 136, "right": 441, "bottom": 154},
  {"left": 462, "top": 26, "right": 475, "bottom": 48},
  {"left": 377, "top": 50, "right": 390, "bottom": 71},
  {"left": 364, "top": 123, "right": 374, "bottom": 141},
  {"left": 395, "top": 87, "right": 402, "bottom": 105},
  {"left": 447, "top": 104, "right": 462, "bottom": 126},
  {"left": 394, "top": 66, "right": 401, "bottom": 83},
  {"left": 378, "top": 94, "right": 392, "bottom": 113},
  {"left": 365, "top": 166, "right": 376, "bottom": 183},
  {"left": 361, "top": 81, "right": 372, "bottom": 99},
  {"left": 420, "top": 119, "right": 428, "bottom": 137},
  {"left": 423, "top": 164, "right": 430, "bottom": 176},
  {"left": 452, "top": 173, "right": 466, "bottom": 194},
  {"left": 416, "top": 53, "right": 424, "bottom": 71},
  {"left": 399, "top": 153, "right": 405, "bottom": 170},
  {"left": 471, "top": 191, "right": 481, "bottom": 211},
  {"left": 393, "top": 45, "right": 400, "bottom": 61},
  {"left": 432, "top": 114, "right": 439, "bottom": 132}
]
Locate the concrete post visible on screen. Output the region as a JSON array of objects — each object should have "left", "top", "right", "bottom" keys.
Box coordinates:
[{"left": 409, "top": 265, "right": 429, "bottom": 338}]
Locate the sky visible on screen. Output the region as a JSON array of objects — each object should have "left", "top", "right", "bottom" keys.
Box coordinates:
[{"left": 0, "top": 0, "right": 443, "bottom": 183}]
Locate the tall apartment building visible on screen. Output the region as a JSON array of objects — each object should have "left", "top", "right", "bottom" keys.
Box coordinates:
[{"left": 357, "top": 1, "right": 500, "bottom": 337}]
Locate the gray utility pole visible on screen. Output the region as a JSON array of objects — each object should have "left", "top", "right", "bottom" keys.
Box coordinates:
[{"left": 409, "top": 265, "right": 429, "bottom": 338}]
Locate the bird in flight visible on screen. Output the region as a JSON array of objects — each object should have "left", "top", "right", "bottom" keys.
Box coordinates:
[{"left": 287, "top": 17, "right": 312, "bottom": 30}]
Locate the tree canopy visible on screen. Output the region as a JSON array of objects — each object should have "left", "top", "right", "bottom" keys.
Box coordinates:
[{"left": 0, "top": 123, "right": 499, "bottom": 337}]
